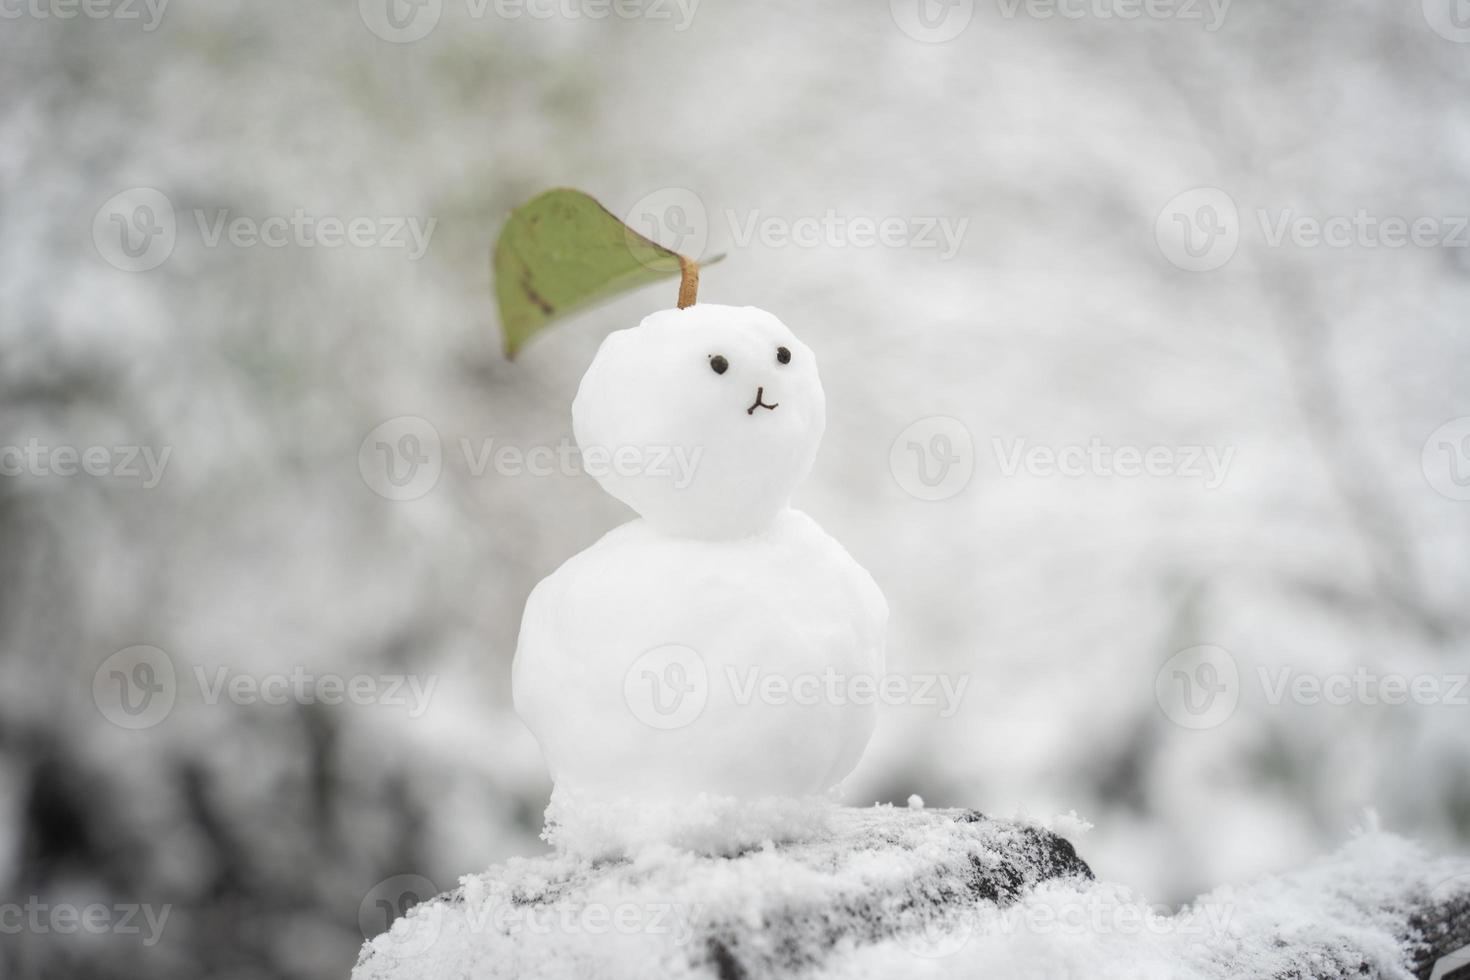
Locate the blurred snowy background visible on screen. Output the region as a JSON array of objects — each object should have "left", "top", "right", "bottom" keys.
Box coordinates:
[{"left": 2, "top": 0, "right": 1468, "bottom": 977}]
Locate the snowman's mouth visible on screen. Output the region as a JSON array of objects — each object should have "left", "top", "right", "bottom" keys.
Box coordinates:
[{"left": 746, "top": 387, "right": 779, "bottom": 415}]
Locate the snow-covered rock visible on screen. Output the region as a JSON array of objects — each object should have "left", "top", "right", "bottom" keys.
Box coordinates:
[
  {"left": 353, "top": 806, "right": 1470, "bottom": 980},
  {"left": 352, "top": 804, "right": 1089, "bottom": 979}
]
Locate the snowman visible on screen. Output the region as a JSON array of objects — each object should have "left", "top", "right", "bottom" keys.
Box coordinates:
[{"left": 513, "top": 304, "right": 887, "bottom": 804}]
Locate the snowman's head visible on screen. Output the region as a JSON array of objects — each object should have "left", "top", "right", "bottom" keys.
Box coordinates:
[{"left": 572, "top": 304, "right": 825, "bottom": 538}]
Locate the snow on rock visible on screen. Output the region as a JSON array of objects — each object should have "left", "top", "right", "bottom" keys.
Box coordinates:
[
  {"left": 820, "top": 828, "right": 1470, "bottom": 980},
  {"left": 353, "top": 806, "right": 1470, "bottom": 980},
  {"left": 352, "top": 804, "right": 1089, "bottom": 980}
]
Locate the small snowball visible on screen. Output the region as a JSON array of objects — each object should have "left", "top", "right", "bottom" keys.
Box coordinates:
[
  {"left": 513, "top": 511, "right": 887, "bottom": 802},
  {"left": 571, "top": 305, "right": 825, "bottom": 539}
]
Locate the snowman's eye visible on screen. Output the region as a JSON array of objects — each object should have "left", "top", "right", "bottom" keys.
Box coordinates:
[
  {"left": 776, "top": 346, "right": 791, "bottom": 365},
  {"left": 709, "top": 354, "right": 729, "bottom": 375}
]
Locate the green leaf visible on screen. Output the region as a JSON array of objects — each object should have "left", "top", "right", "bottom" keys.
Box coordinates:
[{"left": 493, "top": 188, "right": 713, "bottom": 358}]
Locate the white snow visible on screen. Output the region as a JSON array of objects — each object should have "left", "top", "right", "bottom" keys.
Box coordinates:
[
  {"left": 354, "top": 809, "right": 1470, "bottom": 980},
  {"left": 825, "top": 830, "right": 1470, "bottom": 980},
  {"left": 540, "top": 787, "right": 841, "bottom": 860}
]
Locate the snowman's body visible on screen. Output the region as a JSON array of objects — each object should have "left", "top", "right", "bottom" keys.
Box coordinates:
[{"left": 513, "top": 305, "right": 887, "bottom": 802}]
